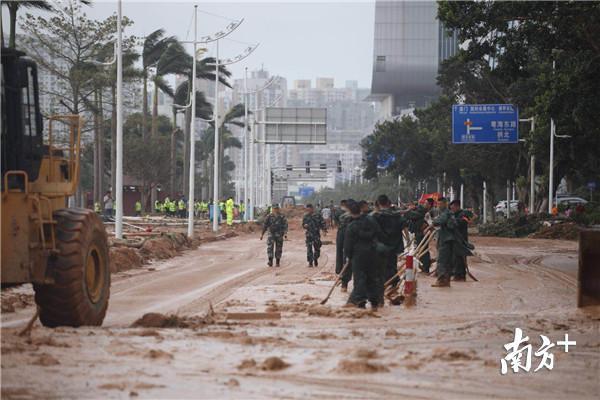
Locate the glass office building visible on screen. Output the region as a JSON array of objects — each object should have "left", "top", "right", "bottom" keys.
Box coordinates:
[{"left": 369, "top": 1, "right": 458, "bottom": 116}]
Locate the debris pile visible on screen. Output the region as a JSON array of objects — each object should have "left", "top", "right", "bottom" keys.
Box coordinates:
[
  {"left": 130, "top": 311, "right": 217, "bottom": 329},
  {"left": 529, "top": 222, "right": 580, "bottom": 240},
  {"left": 1, "top": 292, "right": 34, "bottom": 313},
  {"left": 478, "top": 215, "right": 543, "bottom": 238}
]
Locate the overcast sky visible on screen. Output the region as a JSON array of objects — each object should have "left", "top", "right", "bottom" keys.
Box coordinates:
[{"left": 6, "top": 0, "right": 376, "bottom": 89}]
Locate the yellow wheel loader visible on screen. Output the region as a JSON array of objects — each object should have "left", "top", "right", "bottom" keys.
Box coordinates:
[{"left": 1, "top": 48, "right": 110, "bottom": 327}]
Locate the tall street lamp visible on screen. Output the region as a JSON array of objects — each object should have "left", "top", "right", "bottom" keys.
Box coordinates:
[
  {"left": 115, "top": 0, "right": 124, "bottom": 239},
  {"left": 205, "top": 41, "right": 259, "bottom": 232},
  {"left": 244, "top": 75, "right": 280, "bottom": 221}
]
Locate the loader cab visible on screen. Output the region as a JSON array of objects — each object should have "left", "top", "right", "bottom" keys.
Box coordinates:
[{"left": 1, "top": 47, "right": 45, "bottom": 188}]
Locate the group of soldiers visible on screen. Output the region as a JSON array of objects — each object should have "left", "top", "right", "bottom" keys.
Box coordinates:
[
  {"left": 335, "top": 195, "right": 474, "bottom": 309},
  {"left": 261, "top": 203, "right": 328, "bottom": 268},
  {"left": 260, "top": 195, "right": 474, "bottom": 310}
]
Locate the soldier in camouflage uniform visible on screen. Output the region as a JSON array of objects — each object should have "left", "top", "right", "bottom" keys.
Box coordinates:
[
  {"left": 405, "top": 198, "right": 434, "bottom": 273},
  {"left": 302, "top": 204, "right": 327, "bottom": 267},
  {"left": 344, "top": 201, "right": 384, "bottom": 309},
  {"left": 371, "top": 194, "right": 407, "bottom": 295},
  {"left": 260, "top": 204, "right": 288, "bottom": 267},
  {"left": 450, "top": 199, "right": 474, "bottom": 281},
  {"left": 431, "top": 198, "right": 456, "bottom": 287},
  {"left": 334, "top": 200, "right": 353, "bottom": 291}
]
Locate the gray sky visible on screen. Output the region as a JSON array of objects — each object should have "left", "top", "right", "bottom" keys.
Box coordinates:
[{"left": 6, "top": 0, "right": 376, "bottom": 89}]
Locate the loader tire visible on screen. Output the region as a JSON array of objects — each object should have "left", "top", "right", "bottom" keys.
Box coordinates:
[{"left": 34, "top": 208, "right": 110, "bottom": 327}]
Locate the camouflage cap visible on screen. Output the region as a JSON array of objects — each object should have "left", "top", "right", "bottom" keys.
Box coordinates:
[{"left": 272, "top": 203, "right": 280, "bottom": 209}]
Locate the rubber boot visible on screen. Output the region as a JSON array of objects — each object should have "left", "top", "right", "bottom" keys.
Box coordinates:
[
  {"left": 276, "top": 258, "right": 281, "bottom": 267},
  {"left": 431, "top": 276, "right": 451, "bottom": 287},
  {"left": 268, "top": 258, "right": 273, "bottom": 267},
  {"left": 314, "top": 258, "right": 319, "bottom": 267}
]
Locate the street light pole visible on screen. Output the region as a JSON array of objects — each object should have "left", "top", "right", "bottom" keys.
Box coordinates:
[
  {"left": 243, "top": 67, "right": 248, "bottom": 221},
  {"left": 187, "top": 5, "right": 197, "bottom": 238},
  {"left": 115, "top": 0, "right": 123, "bottom": 239},
  {"left": 548, "top": 116, "right": 555, "bottom": 214},
  {"left": 212, "top": 40, "right": 220, "bottom": 233}
]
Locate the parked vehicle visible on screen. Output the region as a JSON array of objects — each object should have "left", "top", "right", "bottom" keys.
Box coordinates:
[
  {"left": 555, "top": 196, "right": 588, "bottom": 208},
  {"left": 495, "top": 200, "right": 520, "bottom": 216}
]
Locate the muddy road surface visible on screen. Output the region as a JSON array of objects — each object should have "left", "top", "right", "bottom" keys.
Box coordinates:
[{"left": 2, "top": 226, "right": 599, "bottom": 399}]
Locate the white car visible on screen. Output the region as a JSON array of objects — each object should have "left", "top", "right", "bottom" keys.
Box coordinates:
[
  {"left": 495, "top": 200, "right": 520, "bottom": 216},
  {"left": 555, "top": 196, "right": 588, "bottom": 208}
]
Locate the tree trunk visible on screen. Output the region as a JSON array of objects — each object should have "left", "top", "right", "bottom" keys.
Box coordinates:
[
  {"left": 98, "top": 90, "right": 105, "bottom": 203},
  {"left": 111, "top": 85, "right": 117, "bottom": 194},
  {"left": 151, "top": 83, "right": 159, "bottom": 137},
  {"left": 202, "top": 159, "right": 209, "bottom": 200},
  {"left": 93, "top": 90, "right": 100, "bottom": 205},
  {"left": 208, "top": 153, "right": 214, "bottom": 200},
  {"left": 8, "top": 4, "right": 17, "bottom": 49},
  {"left": 183, "top": 107, "right": 191, "bottom": 197},
  {"left": 170, "top": 108, "right": 177, "bottom": 198},
  {"left": 142, "top": 72, "right": 148, "bottom": 140}
]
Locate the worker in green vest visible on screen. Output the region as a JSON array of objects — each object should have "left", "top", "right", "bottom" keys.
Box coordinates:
[
  {"left": 226, "top": 197, "right": 234, "bottom": 226},
  {"left": 94, "top": 202, "right": 101, "bottom": 214},
  {"left": 169, "top": 199, "right": 176, "bottom": 216},
  {"left": 178, "top": 197, "right": 186, "bottom": 218},
  {"left": 219, "top": 200, "right": 225, "bottom": 222},
  {"left": 201, "top": 201, "right": 208, "bottom": 218},
  {"left": 154, "top": 200, "right": 160, "bottom": 214},
  {"left": 135, "top": 200, "right": 142, "bottom": 216},
  {"left": 159, "top": 200, "right": 165, "bottom": 214},
  {"left": 239, "top": 200, "right": 246, "bottom": 221}
]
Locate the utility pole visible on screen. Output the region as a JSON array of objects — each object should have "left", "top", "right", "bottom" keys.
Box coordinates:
[
  {"left": 548, "top": 116, "right": 555, "bottom": 214},
  {"left": 506, "top": 180, "right": 511, "bottom": 219},
  {"left": 530, "top": 155, "right": 535, "bottom": 214},
  {"left": 243, "top": 67, "right": 248, "bottom": 221},
  {"left": 115, "top": 0, "right": 123, "bottom": 239},
  {"left": 212, "top": 40, "right": 220, "bottom": 233},
  {"left": 483, "top": 181, "right": 487, "bottom": 224},
  {"left": 187, "top": 5, "right": 197, "bottom": 238}
]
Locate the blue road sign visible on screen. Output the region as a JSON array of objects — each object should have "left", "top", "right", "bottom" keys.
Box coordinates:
[
  {"left": 587, "top": 181, "right": 596, "bottom": 191},
  {"left": 452, "top": 104, "right": 519, "bottom": 144},
  {"left": 299, "top": 186, "right": 315, "bottom": 198},
  {"left": 377, "top": 154, "right": 395, "bottom": 169}
]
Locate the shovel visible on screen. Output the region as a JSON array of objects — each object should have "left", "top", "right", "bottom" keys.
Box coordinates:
[{"left": 320, "top": 261, "right": 350, "bottom": 305}]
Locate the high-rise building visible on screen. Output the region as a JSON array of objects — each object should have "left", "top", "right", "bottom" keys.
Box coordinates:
[
  {"left": 293, "top": 79, "right": 312, "bottom": 89},
  {"left": 315, "top": 77, "right": 334, "bottom": 89},
  {"left": 369, "top": 0, "right": 458, "bottom": 117}
]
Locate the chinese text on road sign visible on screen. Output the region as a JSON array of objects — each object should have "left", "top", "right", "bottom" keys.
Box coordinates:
[{"left": 452, "top": 104, "right": 519, "bottom": 144}]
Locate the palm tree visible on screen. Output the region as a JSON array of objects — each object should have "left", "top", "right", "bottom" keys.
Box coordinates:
[
  {"left": 141, "top": 29, "right": 177, "bottom": 139},
  {"left": 176, "top": 55, "right": 233, "bottom": 196},
  {"left": 171, "top": 83, "right": 213, "bottom": 198},
  {"left": 204, "top": 103, "right": 246, "bottom": 198},
  {"left": 151, "top": 40, "right": 187, "bottom": 138},
  {"left": 3, "top": 0, "right": 52, "bottom": 48},
  {"left": 2, "top": 0, "right": 91, "bottom": 48}
]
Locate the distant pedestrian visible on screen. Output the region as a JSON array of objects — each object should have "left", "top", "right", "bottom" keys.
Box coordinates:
[
  {"left": 260, "top": 204, "right": 288, "bottom": 267},
  {"left": 302, "top": 204, "right": 327, "bottom": 267},
  {"left": 103, "top": 190, "right": 114, "bottom": 218}
]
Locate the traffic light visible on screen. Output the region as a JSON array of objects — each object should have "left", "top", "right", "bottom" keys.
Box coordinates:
[
  {"left": 337, "top": 160, "right": 342, "bottom": 173},
  {"left": 286, "top": 164, "right": 293, "bottom": 171},
  {"left": 305, "top": 161, "right": 310, "bottom": 173},
  {"left": 319, "top": 163, "right": 327, "bottom": 170},
  {"left": 270, "top": 171, "right": 274, "bottom": 187}
]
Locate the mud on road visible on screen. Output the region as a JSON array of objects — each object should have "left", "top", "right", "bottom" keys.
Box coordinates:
[{"left": 2, "top": 226, "right": 599, "bottom": 399}]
